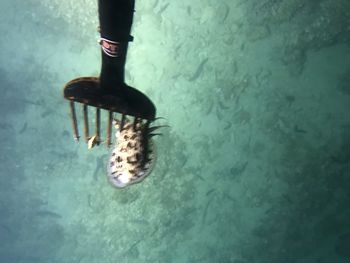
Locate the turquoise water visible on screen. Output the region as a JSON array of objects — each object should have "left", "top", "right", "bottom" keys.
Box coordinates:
[{"left": 1, "top": 0, "right": 350, "bottom": 262}]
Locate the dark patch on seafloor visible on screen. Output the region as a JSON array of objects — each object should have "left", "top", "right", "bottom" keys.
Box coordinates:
[
  {"left": 240, "top": 123, "right": 350, "bottom": 262},
  {"left": 244, "top": 0, "right": 350, "bottom": 76},
  {"left": 335, "top": 232, "right": 350, "bottom": 258},
  {"left": 337, "top": 70, "right": 350, "bottom": 96}
]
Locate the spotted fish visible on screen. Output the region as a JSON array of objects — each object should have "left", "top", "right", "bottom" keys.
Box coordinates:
[{"left": 107, "top": 119, "right": 157, "bottom": 188}]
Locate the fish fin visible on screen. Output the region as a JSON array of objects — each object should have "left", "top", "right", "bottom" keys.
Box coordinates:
[{"left": 148, "top": 133, "right": 162, "bottom": 138}]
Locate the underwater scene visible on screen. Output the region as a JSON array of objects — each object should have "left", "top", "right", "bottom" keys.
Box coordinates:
[{"left": 1, "top": 0, "right": 350, "bottom": 262}]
